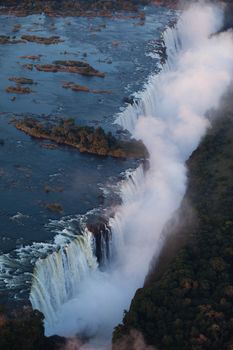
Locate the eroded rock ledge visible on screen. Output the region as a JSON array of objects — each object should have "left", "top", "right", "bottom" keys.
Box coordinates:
[{"left": 13, "top": 117, "right": 148, "bottom": 159}]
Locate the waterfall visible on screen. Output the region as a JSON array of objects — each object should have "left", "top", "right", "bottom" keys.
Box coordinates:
[
  {"left": 114, "top": 23, "right": 182, "bottom": 133},
  {"left": 28, "top": 2, "right": 233, "bottom": 342},
  {"left": 30, "top": 227, "right": 98, "bottom": 329}
]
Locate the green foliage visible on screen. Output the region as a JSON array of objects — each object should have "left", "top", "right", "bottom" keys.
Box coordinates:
[
  {"left": 15, "top": 117, "right": 148, "bottom": 159},
  {"left": 113, "top": 115, "right": 233, "bottom": 350}
]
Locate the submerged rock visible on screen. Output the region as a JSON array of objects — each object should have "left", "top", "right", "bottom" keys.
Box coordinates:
[
  {"left": 12, "top": 24, "right": 21, "bottom": 33},
  {"left": 45, "top": 203, "right": 63, "bottom": 213},
  {"left": 22, "top": 63, "right": 34, "bottom": 70}
]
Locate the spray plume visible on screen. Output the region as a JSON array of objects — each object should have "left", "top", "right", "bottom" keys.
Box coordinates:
[{"left": 29, "top": 2, "right": 233, "bottom": 349}]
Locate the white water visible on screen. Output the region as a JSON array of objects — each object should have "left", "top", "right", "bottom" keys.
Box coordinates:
[
  {"left": 29, "top": 2, "right": 233, "bottom": 347},
  {"left": 30, "top": 228, "right": 98, "bottom": 326}
]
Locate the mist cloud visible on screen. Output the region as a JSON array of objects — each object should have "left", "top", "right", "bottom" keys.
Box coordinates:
[{"left": 31, "top": 2, "right": 233, "bottom": 348}]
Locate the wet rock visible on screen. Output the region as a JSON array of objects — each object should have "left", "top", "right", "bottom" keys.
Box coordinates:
[
  {"left": 6, "top": 85, "right": 32, "bottom": 94},
  {"left": 45, "top": 203, "right": 63, "bottom": 213},
  {"left": 22, "top": 63, "right": 34, "bottom": 70},
  {"left": 35, "top": 60, "right": 105, "bottom": 77},
  {"left": 63, "top": 81, "right": 111, "bottom": 94},
  {"left": 40, "top": 143, "right": 58, "bottom": 150},
  {"left": 44, "top": 185, "right": 64, "bottom": 193},
  {"left": 21, "top": 35, "right": 63, "bottom": 45},
  {"left": 123, "top": 96, "right": 135, "bottom": 105},
  {"left": 0, "top": 35, "right": 24, "bottom": 44},
  {"left": 9, "top": 77, "right": 34, "bottom": 85},
  {"left": 12, "top": 24, "right": 21, "bottom": 33},
  {"left": 112, "top": 40, "right": 120, "bottom": 47},
  {"left": 35, "top": 64, "right": 58, "bottom": 73},
  {"left": 19, "top": 55, "right": 42, "bottom": 61},
  {"left": 63, "top": 82, "right": 90, "bottom": 92}
]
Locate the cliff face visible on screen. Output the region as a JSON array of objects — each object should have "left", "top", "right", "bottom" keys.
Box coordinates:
[
  {"left": 112, "top": 95, "right": 233, "bottom": 350},
  {"left": 0, "top": 306, "right": 65, "bottom": 350}
]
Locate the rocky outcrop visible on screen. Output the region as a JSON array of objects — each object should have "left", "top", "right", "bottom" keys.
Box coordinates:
[
  {"left": 63, "top": 82, "right": 110, "bottom": 93},
  {"left": 12, "top": 117, "right": 148, "bottom": 159},
  {"left": 12, "top": 24, "right": 21, "bottom": 32},
  {"left": 34, "top": 60, "right": 105, "bottom": 77},
  {"left": 19, "top": 55, "right": 42, "bottom": 61},
  {"left": 0, "top": 34, "right": 62, "bottom": 45},
  {"left": 9, "top": 77, "right": 34, "bottom": 84},
  {"left": 86, "top": 215, "right": 112, "bottom": 266},
  {"left": 63, "top": 82, "right": 90, "bottom": 92},
  {"left": 45, "top": 203, "right": 63, "bottom": 213},
  {"left": 0, "top": 35, "right": 24, "bottom": 44},
  {"left": 6, "top": 86, "right": 32, "bottom": 94},
  {"left": 21, "top": 35, "right": 63, "bottom": 44},
  {"left": 22, "top": 64, "right": 34, "bottom": 70}
]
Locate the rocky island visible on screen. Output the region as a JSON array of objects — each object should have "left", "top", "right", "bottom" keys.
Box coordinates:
[
  {"left": 0, "top": 0, "right": 150, "bottom": 17},
  {"left": 9, "top": 77, "right": 34, "bottom": 85},
  {"left": 13, "top": 117, "right": 148, "bottom": 159},
  {"left": 62, "top": 81, "right": 110, "bottom": 94},
  {"left": 35, "top": 60, "right": 105, "bottom": 77},
  {"left": 21, "top": 35, "right": 63, "bottom": 45},
  {"left": 6, "top": 86, "right": 32, "bottom": 94}
]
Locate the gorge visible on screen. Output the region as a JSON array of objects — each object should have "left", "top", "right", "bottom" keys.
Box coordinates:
[
  {"left": 29, "top": 2, "right": 233, "bottom": 348},
  {"left": 0, "top": 1, "right": 233, "bottom": 350}
]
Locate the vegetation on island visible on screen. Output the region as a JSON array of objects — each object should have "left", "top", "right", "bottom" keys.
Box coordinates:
[
  {"left": 13, "top": 117, "right": 148, "bottom": 159},
  {"left": 63, "top": 81, "right": 111, "bottom": 94},
  {"left": 21, "top": 35, "right": 63, "bottom": 45},
  {"left": 9, "top": 77, "right": 34, "bottom": 85},
  {"left": 6, "top": 86, "right": 32, "bottom": 94},
  {"left": 113, "top": 112, "right": 233, "bottom": 349},
  {"left": 35, "top": 60, "right": 105, "bottom": 77}
]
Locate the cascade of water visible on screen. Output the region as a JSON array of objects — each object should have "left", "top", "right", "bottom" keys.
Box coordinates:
[
  {"left": 30, "top": 20, "right": 182, "bottom": 328},
  {"left": 28, "top": 3, "right": 233, "bottom": 341},
  {"left": 114, "top": 23, "right": 182, "bottom": 133},
  {"left": 30, "top": 227, "right": 98, "bottom": 329}
]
